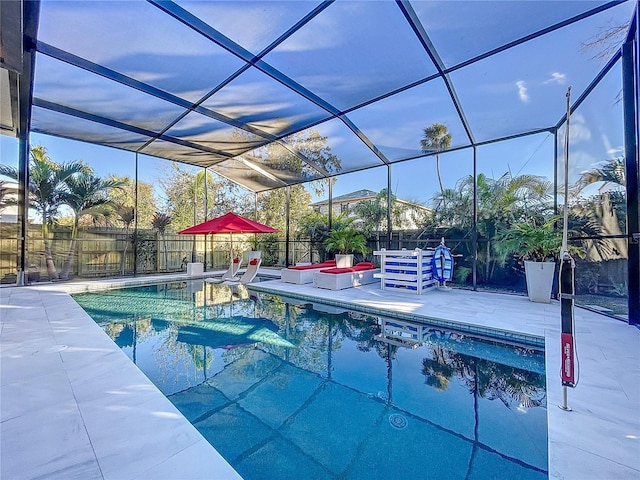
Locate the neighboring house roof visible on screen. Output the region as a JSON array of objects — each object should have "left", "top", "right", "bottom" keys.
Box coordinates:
[
  {"left": 311, "top": 189, "right": 430, "bottom": 212},
  {"left": 311, "top": 189, "right": 378, "bottom": 207},
  {"left": 0, "top": 181, "right": 18, "bottom": 223},
  {"left": 598, "top": 182, "right": 624, "bottom": 195},
  {"left": 310, "top": 189, "right": 431, "bottom": 230}
]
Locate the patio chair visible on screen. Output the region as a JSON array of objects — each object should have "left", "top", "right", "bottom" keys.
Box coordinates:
[
  {"left": 224, "top": 253, "right": 262, "bottom": 285},
  {"left": 205, "top": 256, "right": 243, "bottom": 284}
]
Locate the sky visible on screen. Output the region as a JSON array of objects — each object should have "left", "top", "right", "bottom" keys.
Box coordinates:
[{"left": 0, "top": 0, "right": 631, "bottom": 210}]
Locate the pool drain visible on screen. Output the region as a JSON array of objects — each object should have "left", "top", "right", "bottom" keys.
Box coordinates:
[{"left": 388, "top": 414, "right": 407, "bottom": 429}]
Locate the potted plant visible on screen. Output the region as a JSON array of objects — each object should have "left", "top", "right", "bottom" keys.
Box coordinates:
[
  {"left": 496, "top": 217, "right": 566, "bottom": 303},
  {"left": 324, "top": 228, "right": 368, "bottom": 268}
]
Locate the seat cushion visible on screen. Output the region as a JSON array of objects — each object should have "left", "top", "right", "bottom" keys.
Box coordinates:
[
  {"left": 288, "top": 260, "right": 336, "bottom": 271},
  {"left": 319, "top": 262, "right": 377, "bottom": 274}
]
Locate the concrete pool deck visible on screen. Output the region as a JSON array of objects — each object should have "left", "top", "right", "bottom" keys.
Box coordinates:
[{"left": 1, "top": 272, "right": 639, "bottom": 479}]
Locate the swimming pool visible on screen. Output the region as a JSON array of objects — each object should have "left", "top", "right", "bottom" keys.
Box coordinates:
[{"left": 73, "top": 280, "right": 548, "bottom": 479}]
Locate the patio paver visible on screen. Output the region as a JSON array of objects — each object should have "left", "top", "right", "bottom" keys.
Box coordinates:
[{"left": 1, "top": 273, "right": 639, "bottom": 479}]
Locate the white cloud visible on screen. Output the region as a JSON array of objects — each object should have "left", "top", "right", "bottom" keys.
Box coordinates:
[
  {"left": 568, "top": 113, "right": 591, "bottom": 144},
  {"left": 557, "top": 113, "right": 591, "bottom": 149},
  {"left": 544, "top": 72, "right": 567, "bottom": 85},
  {"left": 559, "top": 150, "right": 596, "bottom": 183},
  {"left": 601, "top": 134, "right": 623, "bottom": 156},
  {"left": 515, "top": 81, "right": 529, "bottom": 103},
  {"left": 570, "top": 122, "right": 592, "bottom": 144}
]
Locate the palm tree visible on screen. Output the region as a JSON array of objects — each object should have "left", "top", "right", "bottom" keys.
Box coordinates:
[
  {"left": 573, "top": 157, "right": 627, "bottom": 260},
  {"left": 428, "top": 171, "right": 553, "bottom": 284},
  {"left": 0, "top": 145, "right": 84, "bottom": 279},
  {"left": 352, "top": 198, "right": 386, "bottom": 235},
  {"left": 59, "top": 170, "right": 123, "bottom": 279},
  {"left": 116, "top": 204, "right": 135, "bottom": 275},
  {"left": 152, "top": 212, "right": 172, "bottom": 271},
  {"left": 477, "top": 172, "right": 553, "bottom": 283},
  {"left": 575, "top": 156, "right": 625, "bottom": 193},
  {"left": 420, "top": 123, "right": 452, "bottom": 195}
]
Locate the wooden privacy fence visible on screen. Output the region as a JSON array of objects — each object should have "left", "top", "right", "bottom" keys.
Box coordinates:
[
  {"left": 0, "top": 225, "right": 629, "bottom": 297},
  {"left": 0, "top": 225, "right": 318, "bottom": 282}
]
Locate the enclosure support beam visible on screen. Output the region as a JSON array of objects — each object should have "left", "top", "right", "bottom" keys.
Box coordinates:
[
  {"left": 472, "top": 146, "right": 478, "bottom": 290},
  {"left": 622, "top": 36, "right": 639, "bottom": 325},
  {"left": 203, "top": 167, "right": 208, "bottom": 270},
  {"left": 285, "top": 186, "right": 291, "bottom": 267},
  {"left": 17, "top": 136, "right": 28, "bottom": 285},
  {"left": 328, "top": 180, "right": 333, "bottom": 231},
  {"left": 133, "top": 153, "right": 139, "bottom": 277},
  {"left": 15, "top": 1, "right": 40, "bottom": 285},
  {"left": 387, "top": 164, "right": 392, "bottom": 250},
  {"left": 553, "top": 129, "right": 559, "bottom": 218}
]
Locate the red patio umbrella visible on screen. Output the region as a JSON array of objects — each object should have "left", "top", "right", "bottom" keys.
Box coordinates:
[
  {"left": 179, "top": 212, "right": 278, "bottom": 235},
  {"left": 178, "top": 212, "right": 278, "bottom": 263}
]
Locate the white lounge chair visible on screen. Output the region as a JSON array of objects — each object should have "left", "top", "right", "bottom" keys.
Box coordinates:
[
  {"left": 312, "top": 262, "right": 380, "bottom": 290},
  {"left": 224, "top": 251, "right": 262, "bottom": 285},
  {"left": 205, "top": 256, "right": 243, "bottom": 284},
  {"left": 280, "top": 260, "right": 337, "bottom": 284}
]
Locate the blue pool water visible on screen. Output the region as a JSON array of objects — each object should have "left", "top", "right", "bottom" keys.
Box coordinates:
[{"left": 73, "top": 280, "right": 548, "bottom": 480}]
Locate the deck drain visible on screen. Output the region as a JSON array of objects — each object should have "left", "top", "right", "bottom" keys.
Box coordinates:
[{"left": 388, "top": 414, "right": 408, "bottom": 429}]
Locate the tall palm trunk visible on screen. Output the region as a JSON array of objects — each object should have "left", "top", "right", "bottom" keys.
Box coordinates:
[
  {"left": 436, "top": 155, "right": 444, "bottom": 195},
  {"left": 42, "top": 219, "right": 58, "bottom": 280},
  {"left": 59, "top": 220, "right": 78, "bottom": 280}
]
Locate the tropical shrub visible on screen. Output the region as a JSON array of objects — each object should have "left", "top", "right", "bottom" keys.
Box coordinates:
[
  {"left": 324, "top": 228, "right": 368, "bottom": 256},
  {"left": 495, "top": 217, "right": 563, "bottom": 263}
]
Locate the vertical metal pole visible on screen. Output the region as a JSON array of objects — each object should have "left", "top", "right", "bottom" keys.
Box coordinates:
[
  {"left": 559, "top": 86, "right": 576, "bottom": 412},
  {"left": 328, "top": 179, "right": 333, "bottom": 230},
  {"left": 622, "top": 38, "right": 639, "bottom": 325},
  {"left": 133, "top": 153, "right": 138, "bottom": 277},
  {"left": 387, "top": 164, "right": 392, "bottom": 250},
  {"left": 15, "top": 1, "right": 40, "bottom": 286},
  {"left": 285, "top": 186, "right": 291, "bottom": 266},
  {"left": 553, "top": 128, "right": 559, "bottom": 217},
  {"left": 203, "top": 167, "right": 208, "bottom": 270},
  {"left": 191, "top": 172, "right": 197, "bottom": 263},
  {"left": 562, "top": 87, "right": 571, "bottom": 253},
  {"left": 17, "top": 136, "right": 29, "bottom": 286},
  {"left": 472, "top": 146, "right": 477, "bottom": 290},
  {"left": 559, "top": 385, "right": 571, "bottom": 411}
]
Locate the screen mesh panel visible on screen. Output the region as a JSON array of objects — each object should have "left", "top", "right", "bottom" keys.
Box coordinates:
[{"left": 28, "top": 0, "right": 635, "bottom": 192}]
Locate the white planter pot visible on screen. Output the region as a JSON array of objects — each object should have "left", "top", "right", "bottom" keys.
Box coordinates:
[
  {"left": 524, "top": 261, "right": 555, "bottom": 303},
  {"left": 335, "top": 254, "right": 354, "bottom": 268}
]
